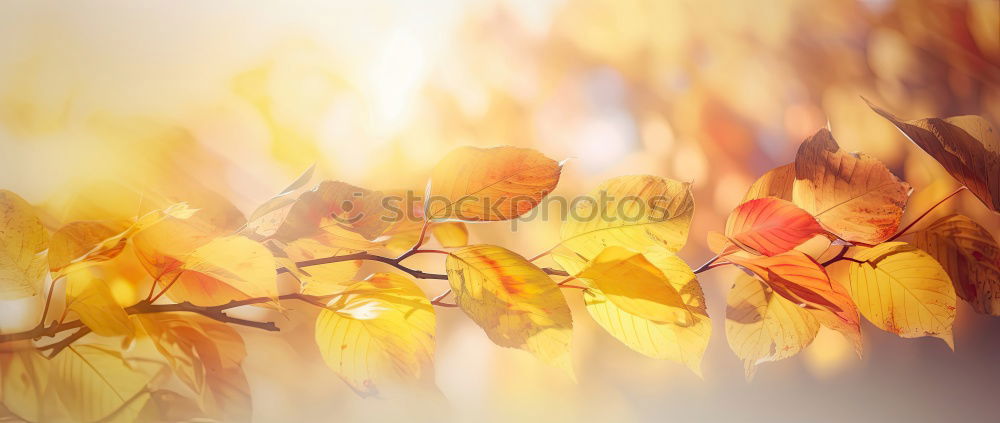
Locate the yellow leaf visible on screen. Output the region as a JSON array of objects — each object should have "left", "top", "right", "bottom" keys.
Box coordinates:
[
  {"left": 583, "top": 248, "right": 710, "bottom": 375},
  {"left": 315, "top": 273, "right": 435, "bottom": 396},
  {"left": 556, "top": 175, "right": 694, "bottom": 274},
  {"left": 48, "top": 220, "right": 131, "bottom": 272},
  {"left": 0, "top": 190, "right": 48, "bottom": 299},
  {"left": 911, "top": 214, "right": 1000, "bottom": 315},
  {"left": 284, "top": 235, "right": 363, "bottom": 296},
  {"left": 0, "top": 348, "right": 49, "bottom": 422},
  {"left": 726, "top": 273, "right": 820, "bottom": 379},
  {"left": 426, "top": 146, "right": 562, "bottom": 221},
  {"left": 163, "top": 236, "right": 278, "bottom": 306},
  {"left": 431, "top": 221, "right": 469, "bottom": 248},
  {"left": 445, "top": 245, "right": 573, "bottom": 373},
  {"left": 135, "top": 313, "right": 250, "bottom": 420},
  {"left": 577, "top": 246, "right": 689, "bottom": 324},
  {"left": 51, "top": 344, "right": 158, "bottom": 423},
  {"left": 743, "top": 163, "right": 794, "bottom": 202},
  {"left": 792, "top": 128, "right": 911, "bottom": 244},
  {"left": 847, "top": 242, "right": 957, "bottom": 346},
  {"left": 274, "top": 181, "right": 394, "bottom": 242},
  {"left": 65, "top": 271, "right": 133, "bottom": 336},
  {"left": 868, "top": 101, "right": 1000, "bottom": 212}
]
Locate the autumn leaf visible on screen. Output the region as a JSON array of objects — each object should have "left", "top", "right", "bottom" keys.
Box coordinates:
[
  {"left": 0, "top": 189, "right": 49, "bottom": 299},
  {"left": 244, "top": 163, "right": 316, "bottom": 238},
  {"left": 792, "top": 128, "right": 911, "bottom": 244},
  {"left": 135, "top": 313, "right": 251, "bottom": 421},
  {"left": 583, "top": 247, "right": 710, "bottom": 375},
  {"left": 726, "top": 250, "right": 862, "bottom": 354},
  {"left": 724, "top": 197, "right": 825, "bottom": 256},
  {"left": 283, "top": 233, "right": 365, "bottom": 296},
  {"left": 911, "top": 214, "right": 999, "bottom": 315},
  {"left": 743, "top": 163, "right": 794, "bottom": 202},
  {"left": 555, "top": 175, "right": 694, "bottom": 274},
  {"left": 431, "top": 221, "right": 469, "bottom": 248},
  {"left": 426, "top": 146, "right": 562, "bottom": 221},
  {"left": 445, "top": 245, "right": 573, "bottom": 372},
  {"left": 726, "top": 273, "right": 819, "bottom": 379},
  {"left": 315, "top": 273, "right": 435, "bottom": 396},
  {"left": 159, "top": 236, "right": 279, "bottom": 306},
  {"left": 868, "top": 101, "right": 1000, "bottom": 212},
  {"left": 275, "top": 180, "right": 394, "bottom": 241},
  {"left": 51, "top": 344, "right": 159, "bottom": 423},
  {"left": 0, "top": 348, "right": 49, "bottom": 422},
  {"left": 577, "top": 246, "right": 690, "bottom": 324},
  {"left": 48, "top": 220, "right": 130, "bottom": 272},
  {"left": 65, "top": 271, "right": 133, "bottom": 336},
  {"left": 846, "top": 242, "right": 956, "bottom": 347}
]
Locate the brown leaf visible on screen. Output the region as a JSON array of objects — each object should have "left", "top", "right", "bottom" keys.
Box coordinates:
[
  {"left": 868, "top": 100, "right": 1000, "bottom": 212},
  {"left": 911, "top": 214, "right": 999, "bottom": 315}
]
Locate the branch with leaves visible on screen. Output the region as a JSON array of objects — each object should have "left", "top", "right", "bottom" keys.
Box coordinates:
[{"left": 0, "top": 102, "right": 997, "bottom": 422}]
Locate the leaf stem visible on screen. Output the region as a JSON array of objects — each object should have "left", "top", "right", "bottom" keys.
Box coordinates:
[{"left": 886, "top": 186, "right": 967, "bottom": 242}]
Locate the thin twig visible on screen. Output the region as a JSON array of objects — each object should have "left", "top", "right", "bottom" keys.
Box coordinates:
[
  {"left": 149, "top": 271, "right": 183, "bottom": 303},
  {"left": 41, "top": 327, "right": 91, "bottom": 358},
  {"left": 886, "top": 186, "right": 967, "bottom": 242},
  {"left": 396, "top": 220, "right": 432, "bottom": 261},
  {"left": 692, "top": 255, "right": 721, "bottom": 274}
]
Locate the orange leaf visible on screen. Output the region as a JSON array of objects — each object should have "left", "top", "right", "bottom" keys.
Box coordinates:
[
  {"left": 868, "top": 101, "right": 1000, "bottom": 212},
  {"left": 724, "top": 197, "right": 825, "bottom": 256},
  {"left": 426, "top": 146, "right": 562, "bottom": 221},
  {"left": 726, "top": 250, "right": 862, "bottom": 354},
  {"left": 275, "top": 181, "right": 394, "bottom": 242},
  {"left": 743, "top": 163, "right": 794, "bottom": 202},
  {"left": 792, "top": 128, "right": 910, "bottom": 244}
]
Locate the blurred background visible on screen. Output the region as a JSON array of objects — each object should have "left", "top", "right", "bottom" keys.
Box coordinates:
[{"left": 1, "top": 0, "right": 998, "bottom": 422}]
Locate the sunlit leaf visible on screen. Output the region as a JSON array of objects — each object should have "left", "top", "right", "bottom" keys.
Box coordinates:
[
  {"left": 48, "top": 220, "right": 131, "bottom": 272},
  {"left": 792, "top": 128, "right": 911, "bottom": 244},
  {"left": 724, "top": 197, "right": 825, "bottom": 256},
  {"left": 315, "top": 273, "right": 435, "bottom": 396},
  {"left": 911, "top": 214, "right": 999, "bottom": 315},
  {"left": 743, "top": 163, "right": 794, "bottom": 202},
  {"left": 583, "top": 248, "right": 710, "bottom": 375},
  {"left": 726, "top": 273, "right": 820, "bottom": 379},
  {"left": 51, "top": 344, "right": 158, "bottom": 423},
  {"left": 445, "top": 245, "right": 573, "bottom": 373},
  {"left": 426, "top": 146, "right": 562, "bottom": 221},
  {"left": 135, "top": 313, "right": 250, "bottom": 421},
  {"left": 65, "top": 271, "right": 133, "bottom": 336},
  {"left": 726, "top": 250, "right": 862, "bottom": 354},
  {"left": 431, "top": 221, "right": 469, "bottom": 248},
  {"left": 577, "top": 246, "right": 689, "bottom": 324},
  {"left": 275, "top": 181, "right": 394, "bottom": 242},
  {"left": 847, "top": 242, "right": 956, "bottom": 346},
  {"left": 161, "top": 236, "right": 278, "bottom": 306},
  {"left": 0, "top": 189, "right": 48, "bottom": 299},
  {"left": 0, "top": 348, "right": 49, "bottom": 422},
  {"left": 245, "top": 163, "right": 317, "bottom": 237},
  {"left": 868, "top": 101, "right": 1000, "bottom": 212},
  {"left": 556, "top": 175, "right": 694, "bottom": 274},
  {"left": 284, "top": 234, "right": 364, "bottom": 296}
]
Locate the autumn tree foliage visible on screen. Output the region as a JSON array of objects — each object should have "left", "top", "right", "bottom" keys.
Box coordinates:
[{"left": 1, "top": 103, "right": 998, "bottom": 422}]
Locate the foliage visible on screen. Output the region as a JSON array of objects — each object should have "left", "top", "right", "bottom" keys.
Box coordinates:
[{"left": 0, "top": 103, "right": 998, "bottom": 422}]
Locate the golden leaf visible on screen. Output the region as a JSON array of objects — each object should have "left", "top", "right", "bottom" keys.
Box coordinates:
[
  {"left": 162, "top": 236, "right": 278, "bottom": 306},
  {"left": 431, "top": 221, "right": 469, "bottom": 248},
  {"left": 726, "top": 273, "right": 820, "bottom": 379},
  {"left": 51, "top": 344, "right": 158, "bottom": 423},
  {"left": 743, "top": 163, "right": 794, "bottom": 202},
  {"left": 0, "top": 189, "right": 48, "bottom": 299},
  {"left": 65, "top": 271, "right": 133, "bottom": 336},
  {"left": 583, "top": 248, "right": 710, "bottom": 375},
  {"left": 48, "top": 220, "right": 131, "bottom": 272},
  {"left": 426, "top": 146, "right": 562, "bottom": 221},
  {"left": 792, "top": 128, "right": 911, "bottom": 244},
  {"left": 135, "top": 313, "right": 250, "bottom": 421},
  {"left": 315, "top": 273, "right": 435, "bottom": 396},
  {"left": 724, "top": 197, "right": 825, "bottom": 256},
  {"left": 868, "top": 101, "right": 1000, "bottom": 212},
  {"left": 284, "top": 234, "right": 364, "bottom": 296},
  {"left": 911, "top": 214, "right": 999, "bottom": 315},
  {"left": 0, "top": 348, "right": 49, "bottom": 422},
  {"left": 445, "top": 245, "right": 573, "bottom": 372},
  {"left": 275, "top": 180, "right": 394, "bottom": 241},
  {"left": 726, "top": 250, "right": 862, "bottom": 354},
  {"left": 556, "top": 175, "right": 694, "bottom": 274},
  {"left": 577, "top": 246, "right": 689, "bottom": 324},
  {"left": 847, "top": 242, "right": 956, "bottom": 347}
]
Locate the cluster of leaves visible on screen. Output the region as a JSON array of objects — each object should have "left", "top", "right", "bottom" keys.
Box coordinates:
[{"left": 0, "top": 102, "right": 998, "bottom": 422}]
